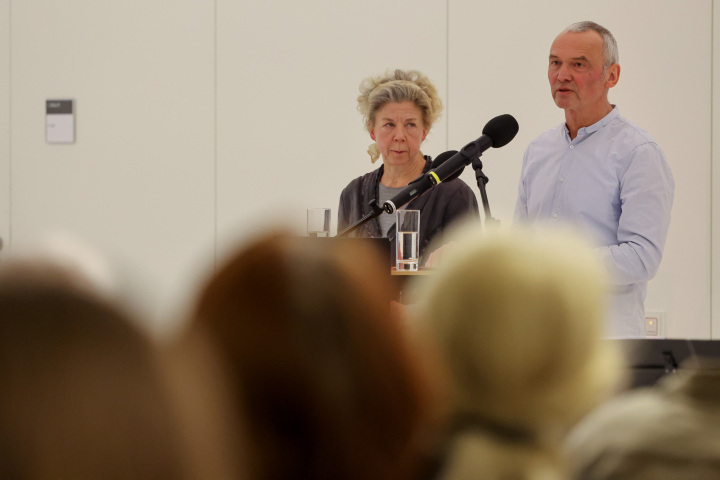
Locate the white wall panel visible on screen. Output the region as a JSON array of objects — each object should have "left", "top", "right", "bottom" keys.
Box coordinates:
[
  {"left": 713, "top": 0, "right": 720, "bottom": 340},
  {"left": 10, "top": 1, "right": 216, "bottom": 334},
  {"left": 449, "top": 0, "right": 712, "bottom": 338},
  {"left": 0, "top": 0, "right": 8, "bottom": 257},
  {"left": 215, "top": 0, "right": 448, "bottom": 255}
]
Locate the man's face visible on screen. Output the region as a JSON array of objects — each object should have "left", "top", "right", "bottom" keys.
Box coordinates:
[{"left": 548, "top": 30, "right": 616, "bottom": 115}]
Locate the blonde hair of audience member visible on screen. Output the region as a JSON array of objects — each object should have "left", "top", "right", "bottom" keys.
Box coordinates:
[
  {"left": 192, "top": 232, "right": 439, "bottom": 480},
  {"left": 413, "top": 225, "right": 623, "bottom": 480},
  {"left": 357, "top": 68, "right": 443, "bottom": 162},
  {"left": 0, "top": 261, "right": 195, "bottom": 479}
]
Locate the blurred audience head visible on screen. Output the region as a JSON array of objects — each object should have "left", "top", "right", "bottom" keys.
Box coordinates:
[
  {"left": 3, "top": 231, "right": 118, "bottom": 297},
  {"left": 565, "top": 358, "right": 720, "bottom": 480},
  {"left": 0, "top": 258, "right": 195, "bottom": 479},
  {"left": 413, "top": 224, "right": 623, "bottom": 479},
  {"left": 192, "top": 231, "right": 438, "bottom": 480}
]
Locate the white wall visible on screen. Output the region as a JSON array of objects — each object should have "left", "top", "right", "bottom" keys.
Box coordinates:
[
  {"left": 714, "top": 1, "right": 720, "bottom": 340},
  {"left": 0, "top": 0, "right": 715, "bottom": 338},
  {"left": 6, "top": 1, "right": 217, "bottom": 334},
  {"left": 0, "top": 0, "right": 9, "bottom": 256}
]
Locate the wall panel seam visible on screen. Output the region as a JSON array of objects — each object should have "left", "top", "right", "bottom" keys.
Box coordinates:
[
  {"left": 213, "top": 0, "right": 218, "bottom": 270},
  {"left": 446, "top": 0, "right": 450, "bottom": 150},
  {"left": 712, "top": 0, "right": 715, "bottom": 339},
  {"left": 7, "top": 0, "right": 11, "bottom": 253}
]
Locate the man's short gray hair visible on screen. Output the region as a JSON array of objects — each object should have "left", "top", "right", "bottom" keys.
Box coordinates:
[{"left": 564, "top": 21, "right": 619, "bottom": 68}]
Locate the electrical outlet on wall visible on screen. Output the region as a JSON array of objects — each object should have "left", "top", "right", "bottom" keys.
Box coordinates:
[{"left": 644, "top": 310, "right": 666, "bottom": 338}]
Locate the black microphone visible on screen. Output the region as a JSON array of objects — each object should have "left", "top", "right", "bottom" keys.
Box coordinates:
[
  {"left": 382, "top": 114, "right": 519, "bottom": 214},
  {"left": 431, "top": 150, "right": 463, "bottom": 181}
]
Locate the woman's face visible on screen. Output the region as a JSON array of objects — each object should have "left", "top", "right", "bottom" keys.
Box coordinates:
[{"left": 370, "top": 101, "right": 426, "bottom": 168}]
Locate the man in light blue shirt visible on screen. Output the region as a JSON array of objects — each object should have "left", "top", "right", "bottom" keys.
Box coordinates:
[{"left": 514, "top": 21, "right": 674, "bottom": 337}]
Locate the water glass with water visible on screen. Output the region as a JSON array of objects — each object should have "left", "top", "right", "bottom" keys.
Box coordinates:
[
  {"left": 396, "top": 209, "right": 420, "bottom": 271},
  {"left": 307, "top": 208, "right": 331, "bottom": 237}
]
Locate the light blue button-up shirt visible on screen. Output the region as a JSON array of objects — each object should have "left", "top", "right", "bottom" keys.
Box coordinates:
[{"left": 514, "top": 107, "right": 674, "bottom": 337}]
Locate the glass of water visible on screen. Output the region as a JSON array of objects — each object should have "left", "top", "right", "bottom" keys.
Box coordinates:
[
  {"left": 396, "top": 209, "right": 420, "bottom": 271},
  {"left": 307, "top": 208, "right": 331, "bottom": 237}
]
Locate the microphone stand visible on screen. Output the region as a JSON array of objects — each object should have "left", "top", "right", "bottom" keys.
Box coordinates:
[
  {"left": 471, "top": 154, "right": 500, "bottom": 227},
  {"left": 336, "top": 199, "right": 384, "bottom": 237}
]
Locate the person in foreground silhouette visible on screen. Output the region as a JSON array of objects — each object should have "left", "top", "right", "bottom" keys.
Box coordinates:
[
  {"left": 191, "top": 232, "right": 439, "bottom": 480},
  {"left": 413, "top": 225, "right": 623, "bottom": 480}
]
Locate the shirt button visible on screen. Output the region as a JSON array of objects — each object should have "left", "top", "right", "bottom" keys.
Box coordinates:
[
  {"left": 552, "top": 213, "right": 558, "bottom": 218},
  {"left": 560, "top": 177, "right": 564, "bottom": 182},
  {"left": 569, "top": 145, "right": 574, "bottom": 150}
]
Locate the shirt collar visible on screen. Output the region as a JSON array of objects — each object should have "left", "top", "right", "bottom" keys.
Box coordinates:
[{"left": 576, "top": 105, "right": 619, "bottom": 137}]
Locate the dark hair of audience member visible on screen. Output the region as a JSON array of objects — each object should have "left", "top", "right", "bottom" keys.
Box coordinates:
[
  {"left": 0, "top": 261, "right": 212, "bottom": 479},
  {"left": 192, "top": 232, "right": 438, "bottom": 480}
]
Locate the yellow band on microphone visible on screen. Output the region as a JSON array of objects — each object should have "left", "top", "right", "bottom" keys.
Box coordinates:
[{"left": 429, "top": 171, "right": 441, "bottom": 185}]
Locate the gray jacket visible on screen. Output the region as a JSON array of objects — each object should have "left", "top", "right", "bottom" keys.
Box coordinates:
[{"left": 338, "top": 157, "right": 479, "bottom": 265}]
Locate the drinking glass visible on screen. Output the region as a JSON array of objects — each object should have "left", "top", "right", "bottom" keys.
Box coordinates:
[
  {"left": 307, "top": 208, "right": 331, "bottom": 237},
  {"left": 396, "top": 209, "right": 420, "bottom": 271}
]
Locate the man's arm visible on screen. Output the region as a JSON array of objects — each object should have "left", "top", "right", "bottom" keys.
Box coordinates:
[
  {"left": 596, "top": 142, "right": 674, "bottom": 285},
  {"left": 513, "top": 149, "right": 530, "bottom": 222}
]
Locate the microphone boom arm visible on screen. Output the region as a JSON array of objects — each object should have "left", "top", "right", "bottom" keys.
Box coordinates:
[{"left": 336, "top": 199, "right": 384, "bottom": 237}]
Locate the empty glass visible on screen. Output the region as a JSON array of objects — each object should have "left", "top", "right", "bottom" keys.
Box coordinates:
[{"left": 307, "top": 208, "right": 331, "bottom": 237}]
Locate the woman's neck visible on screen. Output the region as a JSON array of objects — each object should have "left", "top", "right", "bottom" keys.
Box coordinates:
[{"left": 381, "top": 155, "right": 425, "bottom": 188}]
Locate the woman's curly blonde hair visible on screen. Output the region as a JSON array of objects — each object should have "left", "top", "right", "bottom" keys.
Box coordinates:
[{"left": 358, "top": 69, "right": 443, "bottom": 163}]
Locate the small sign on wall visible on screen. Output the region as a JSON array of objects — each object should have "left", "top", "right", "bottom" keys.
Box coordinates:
[{"left": 46, "top": 99, "right": 75, "bottom": 144}]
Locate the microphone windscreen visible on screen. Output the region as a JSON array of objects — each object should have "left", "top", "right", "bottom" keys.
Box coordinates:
[
  {"left": 431, "top": 150, "right": 458, "bottom": 168},
  {"left": 482, "top": 114, "right": 519, "bottom": 148},
  {"left": 431, "top": 150, "right": 464, "bottom": 182}
]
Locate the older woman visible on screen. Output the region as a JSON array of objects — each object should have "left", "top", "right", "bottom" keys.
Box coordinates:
[{"left": 338, "top": 69, "right": 478, "bottom": 266}]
